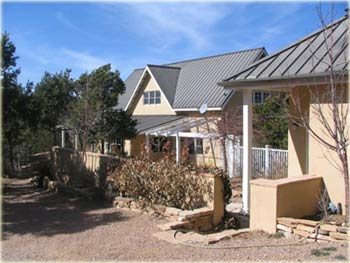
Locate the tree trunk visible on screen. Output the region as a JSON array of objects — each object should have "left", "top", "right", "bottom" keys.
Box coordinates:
[
  {"left": 340, "top": 150, "right": 349, "bottom": 223},
  {"left": 53, "top": 129, "right": 57, "bottom": 146},
  {"left": 121, "top": 137, "right": 125, "bottom": 154},
  {"left": 8, "top": 137, "right": 15, "bottom": 174},
  {"left": 101, "top": 139, "right": 105, "bottom": 154}
]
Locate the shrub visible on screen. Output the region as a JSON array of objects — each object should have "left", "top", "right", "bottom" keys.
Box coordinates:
[{"left": 106, "top": 157, "right": 217, "bottom": 210}]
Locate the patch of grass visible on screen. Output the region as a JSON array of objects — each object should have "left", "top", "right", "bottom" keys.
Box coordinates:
[
  {"left": 334, "top": 255, "right": 347, "bottom": 261},
  {"left": 268, "top": 232, "right": 284, "bottom": 239},
  {"left": 311, "top": 249, "right": 330, "bottom": 257},
  {"left": 322, "top": 246, "right": 337, "bottom": 252}
]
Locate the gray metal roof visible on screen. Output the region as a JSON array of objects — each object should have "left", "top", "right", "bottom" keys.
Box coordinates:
[
  {"left": 119, "top": 48, "right": 266, "bottom": 111},
  {"left": 223, "top": 16, "right": 349, "bottom": 84},
  {"left": 118, "top": 68, "right": 144, "bottom": 110},
  {"left": 147, "top": 65, "right": 181, "bottom": 105},
  {"left": 133, "top": 115, "right": 185, "bottom": 134}
]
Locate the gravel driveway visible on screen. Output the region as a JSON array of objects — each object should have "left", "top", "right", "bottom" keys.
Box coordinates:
[{"left": 2, "top": 178, "right": 348, "bottom": 261}]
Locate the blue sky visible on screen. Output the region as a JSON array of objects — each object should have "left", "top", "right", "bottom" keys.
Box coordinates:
[{"left": 2, "top": 1, "right": 348, "bottom": 85}]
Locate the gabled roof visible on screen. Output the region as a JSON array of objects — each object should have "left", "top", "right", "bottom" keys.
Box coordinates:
[
  {"left": 222, "top": 16, "right": 349, "bottom": 86},
  {"left": 118, "top": 68, "right": 144, "bottom": 110},
  {"left": 147, "top": 65, "right": 181, "bottom": 105},
  {"left": 117, "top": 48, "right": 267, "bottom": 111}
]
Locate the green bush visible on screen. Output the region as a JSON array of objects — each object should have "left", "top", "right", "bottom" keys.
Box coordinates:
[{"left": 106, "top": 157, "right": 230, "bottom": 210}]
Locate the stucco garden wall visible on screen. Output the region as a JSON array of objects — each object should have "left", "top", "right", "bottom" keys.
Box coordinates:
[{"left": 250, "top": 175, "right": 323, "bottom": 233}]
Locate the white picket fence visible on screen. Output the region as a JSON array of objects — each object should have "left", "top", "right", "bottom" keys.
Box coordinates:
[{"left": 226, "top": 138, "right": 288, "bottom": 179}]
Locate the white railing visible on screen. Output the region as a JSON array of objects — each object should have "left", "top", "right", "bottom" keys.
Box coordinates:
[{"left": 226, "top": 138, "right": 288, "bottom": 179}]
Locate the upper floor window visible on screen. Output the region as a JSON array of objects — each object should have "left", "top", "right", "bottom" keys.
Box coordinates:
[
  {"left": 253, "top": 91, "right": 270, "bottom": 104},
  {"left": 144, "top": 91, "right": 161, "bottom": 105}
]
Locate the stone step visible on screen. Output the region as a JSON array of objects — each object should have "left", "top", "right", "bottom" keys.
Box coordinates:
[
  {"left": 164, "top": 207, "right": 183, "bottom": 217},
  {"left": 157, "top": 221, "right": 192, "bottom": 231},
  {"left": 295, "top": 219, "right": 320, "bottom": 227},
  {"left": 337, "top": 226, "right": 349, "bottom": 234},
  {"left": 277, "top": 217, "right": 298, "bottom": 227},
  {"left": 178, "top": 208, "right": 213, "bottom": 221},
  {"left": 329, "top": 231, "right": 350, "bottom": 241},
  {"left": 320, "top": 224, "right": 338, "bottom": 232},
  {"left": 296, "top": 224, "right": 316, "bottom": 233},
  {"left": 205, "top": 229, "right": 249, "bottom": 244}
]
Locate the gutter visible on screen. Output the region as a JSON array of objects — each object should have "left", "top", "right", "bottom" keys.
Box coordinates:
[{"left": 219, "top": 71, "right": 348, "bottom": 90}]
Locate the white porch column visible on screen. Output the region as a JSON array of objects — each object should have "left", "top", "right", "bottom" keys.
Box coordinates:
[
  {"left": 61, "top": 129, "right": 65, "bottom": 148},
  {"left": 176, "top": 133, "right": 181, "bottom": 165},
  {"left": 74, "top": 133, "right": 79, "bottom": 150},
  {"left": 242, "top": 89, "right": 252, "bottom": 213},
  {"left": 145, "top": 133, "right": 150, "bottom": 158}
]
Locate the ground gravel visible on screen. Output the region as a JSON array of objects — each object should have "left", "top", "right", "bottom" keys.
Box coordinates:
[{"left": 2, "top": 178, "right": 348, "bottom": 261}]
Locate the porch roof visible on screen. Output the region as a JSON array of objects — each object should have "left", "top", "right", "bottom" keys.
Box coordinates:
[
  {"left": 220, "top": 16, "right": 349, "bottom": 89},
  {"left": 133, "top": 115, "right": 185, "bottom": 134},
  {"left": 136, "top": 115, "right": 220, "bottom": 138}
]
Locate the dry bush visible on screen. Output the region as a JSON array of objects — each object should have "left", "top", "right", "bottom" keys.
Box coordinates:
[{"left": 107, "top": 157, "right": 223, "bottom": 210}]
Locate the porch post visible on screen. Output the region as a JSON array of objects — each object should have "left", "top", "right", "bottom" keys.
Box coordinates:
[
  {"left": 61, "top": 129, "right": 65, "bottom": 148},
  {"left": 176, "top": 133, "right": 181, "bottom": 165},
  {"left": 145, "top": 133, "right": 150, "bottom": 158},
  {"left": 242, "top": 89, "right": 252, "bottom": 213},
  {"left": 74, "top": 133, "right": 79, "bottom": 150}
]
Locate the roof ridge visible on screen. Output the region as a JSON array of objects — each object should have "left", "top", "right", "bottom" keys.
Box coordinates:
[
  {"left": 225, "top": 15, "right": 348, "bottom": 81},
  {"left": 147, "top": 64, "right": 181, "bottom": 70},
  {"left": 166, "top": 47, "right": 267, "bottom": 66}
]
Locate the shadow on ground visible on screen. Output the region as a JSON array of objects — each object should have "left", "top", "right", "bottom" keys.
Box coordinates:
[{"left": 2, "top": 179, "right": 128, "bottom": 240}]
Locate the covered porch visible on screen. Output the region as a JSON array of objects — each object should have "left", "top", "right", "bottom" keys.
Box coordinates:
[{"left": 125, "top": 115, "right": 224, "bottom": 167}]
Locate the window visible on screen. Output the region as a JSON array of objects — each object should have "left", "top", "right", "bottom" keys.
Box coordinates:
[
  {"left": 188, "top": 138, "right": 203, "bottom": 154},
  {"left": 151, "top": 136, "right": 168, "bottom": 152},
  {"left": 143, "top": 91, "right": 161, "bottom": 105},
  {"left": 253, "top": 91, "right": 270, "bottom": 104}
]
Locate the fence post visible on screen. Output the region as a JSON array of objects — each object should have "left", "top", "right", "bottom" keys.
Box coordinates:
[{"left": 265, "top": 145, "right": 269, "bottom": 177}]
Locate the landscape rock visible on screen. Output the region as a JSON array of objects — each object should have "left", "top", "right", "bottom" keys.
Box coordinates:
[
  {"left": 329, "top": 232, "right": 350, "bottom": 241},
  {"left": 320, "top": 224, "right": 338, "bottom": 232},
  {"left": 277, "top": 224, "right": 293, "bottom": 233},
  {"left": 164, "top": 207, "right": 182, "bottom": 217}
]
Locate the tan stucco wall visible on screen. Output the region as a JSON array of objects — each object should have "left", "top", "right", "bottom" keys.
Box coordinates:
[
  {"left": 250, "top": 175, "right": 323, "bottom": 233},
  {"left": 131, "top": 73, "right": 175, "bottom": 116},
  {"left": 287, "top": 85, "right": 349, "bottom": 214},
  {"left": 288, "top": 87, "right": 309, "bottom": 176},
  {"left": 307, "top": 86, "right": 348, "bottom": 209}
]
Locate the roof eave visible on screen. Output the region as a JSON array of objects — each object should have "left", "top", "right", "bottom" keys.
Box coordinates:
[{"left": 219, "top": 71, "right": 349, "bottom": 90}]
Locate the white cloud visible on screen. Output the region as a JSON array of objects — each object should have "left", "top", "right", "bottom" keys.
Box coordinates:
[
  {"left": 55, "top": 12, "right": 81, "bottom": 31},
  {"left": 61, "top": 48, "right": 110, "bottom": 72},
  {"left": 103, "top": 2, "right": 229, "bottom": 51}
]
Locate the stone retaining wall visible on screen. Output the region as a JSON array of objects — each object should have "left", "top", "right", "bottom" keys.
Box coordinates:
[
  {"left": 277, "top": 217, "right": 349, "bottom": 242},
  {"left": 114, "top": 196, "right": 215, "bottom": 232}
]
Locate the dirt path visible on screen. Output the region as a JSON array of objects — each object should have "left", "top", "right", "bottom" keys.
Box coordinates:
[{"left": 2, "top": 178, "right": 348, "bottom": 261}]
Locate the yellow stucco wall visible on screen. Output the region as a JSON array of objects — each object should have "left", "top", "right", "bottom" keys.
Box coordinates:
[
  {"left": 131, "top": 72, "right": 175, "bottom": 116},
  {"left": 307, "top": 86, "right": 348, "bottom": 210},
  {"left": 288, "top": 85, "right": 349, "bottom": 214},
  {"left": 250, "top": 175, "right": 323, "bottom": 233},
  {"left": 288, "top": 87, "right": 309, "bottom": 177}
]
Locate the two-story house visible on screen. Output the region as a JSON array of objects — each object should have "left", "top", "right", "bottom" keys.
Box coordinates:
[{"left": 115, "top": 48, "right": 268, "bottom": 168}]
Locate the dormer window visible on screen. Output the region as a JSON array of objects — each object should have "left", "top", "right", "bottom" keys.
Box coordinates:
[{"left": 144, "top": 91, "right": 161, "bottom": 105}]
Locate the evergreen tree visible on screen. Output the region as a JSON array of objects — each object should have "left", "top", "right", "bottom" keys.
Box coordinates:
[
  {"left": 69, "top": 64, "right": 136, "bottom": 153},
  {"left": 2, "top": 32, "right": 30, "bottom": 172},
  {"left": 253, "top": 94, "right": 288, "bottom": 149},
  {"left": 34, "top": 69, "right": 74, "bottom": 145}
]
